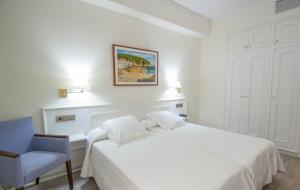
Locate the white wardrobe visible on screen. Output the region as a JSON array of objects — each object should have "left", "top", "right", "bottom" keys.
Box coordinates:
[{"left": 225, "top": 16, "right": 300, "bottom": 154}]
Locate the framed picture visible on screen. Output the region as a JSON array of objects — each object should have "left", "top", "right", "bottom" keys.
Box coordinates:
[{"left": 113, "top": 44, "right": 158, "bottom": 86}]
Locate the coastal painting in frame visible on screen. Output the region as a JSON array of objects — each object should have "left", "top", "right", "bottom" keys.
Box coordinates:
[{"left": 113, "top": 45, "right": 158, "bottom": 86}]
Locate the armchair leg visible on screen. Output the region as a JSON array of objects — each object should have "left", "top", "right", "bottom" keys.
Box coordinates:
[
  {"left": 36, "top": 177, "right": 40, "bottom": 185},
  {"left": 66, "top": 160, "right": 73, "bottom": 190},
  {"left": 16, "top": 187, "right": 24, "bottom": 190}
]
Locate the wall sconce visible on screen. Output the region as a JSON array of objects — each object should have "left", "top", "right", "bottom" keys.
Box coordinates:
[
  {"left": 58, "top": 88, "right": 88, "bottom": 98},
  {"left": 174, "top": 81, "right": 182, "bottom": 93}
]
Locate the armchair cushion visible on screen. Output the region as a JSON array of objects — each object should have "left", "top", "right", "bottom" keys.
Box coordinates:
[
  {"left": 0, "top": 117, "right": 34, "bottom": 154},
  {"left": 21, "top": 151, "right": 67, "bottom": 183}
]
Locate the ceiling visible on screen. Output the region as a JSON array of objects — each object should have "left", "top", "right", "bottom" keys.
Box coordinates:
[{"left": 173, "top": 0, "right": 260, "bottom": 19}]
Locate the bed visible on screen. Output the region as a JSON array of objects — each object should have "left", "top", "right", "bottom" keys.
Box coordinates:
[
  {"left": 151, "top": 123, "right": 285, "bottom": 189},
  {"left": 81, "top": 121, "right": 284, "bottom": 190}
]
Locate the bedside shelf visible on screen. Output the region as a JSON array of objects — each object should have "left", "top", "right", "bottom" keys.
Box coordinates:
[
  {"left": 69, "top": 133, "right": 86, "bottom": 151},
  {"left": 69, "top": 133, "right": 86, "bottom": 142}
]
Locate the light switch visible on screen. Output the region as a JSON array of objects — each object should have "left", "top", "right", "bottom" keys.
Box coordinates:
[
  {"left": 176, "top": 103, "right": 183, "bottom": 108},
  {"left": 56, "top": 115, "right": 76, "bottom": 122}
]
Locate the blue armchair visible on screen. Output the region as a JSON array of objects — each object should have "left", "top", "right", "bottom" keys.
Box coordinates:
[{"left": 0, "top": 117, "right": 73, "bottom": 190}]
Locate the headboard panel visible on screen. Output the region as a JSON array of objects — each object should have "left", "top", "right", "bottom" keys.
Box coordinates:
[{"left": 43, "top": 99, "right": 187, "bottom": 136}]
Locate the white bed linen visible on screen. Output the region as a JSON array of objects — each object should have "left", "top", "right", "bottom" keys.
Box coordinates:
[
  {"left": 152, "top": 123, "right": 285, "bottom": 189},
  {"left": 86, "top": 132, "right": 256, "bottom": 190}
]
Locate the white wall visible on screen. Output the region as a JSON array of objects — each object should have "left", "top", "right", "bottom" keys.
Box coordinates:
[
  {"left": 0, "top": 0, "right": 201, "bottom": 132},
  {"left": 199, "top": 0, "right": 300, "bottom": 128}
]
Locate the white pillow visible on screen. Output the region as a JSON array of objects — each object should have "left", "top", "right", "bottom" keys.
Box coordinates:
[
  {"left": 103, "top": 115, "right": 146, "bottom": 145},
  {"left": 140, "top": 118, "right": 157, "bottom": 130},
  {"left": 86, "top": 127, "right": 107, "bottom": 142},
  {"left": 146, "top": 111, "right": 185, "bottom": 130},
  {"left": 86, "top": 127, "right": 107, "bottom": 148}
]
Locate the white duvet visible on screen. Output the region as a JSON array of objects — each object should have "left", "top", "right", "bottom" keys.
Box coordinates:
[
  {"left": 81, "top": 123, "right": 285, "bottom": 190},
  {"left": 154, "top": 123, "right": 285, "bottom": 189}
]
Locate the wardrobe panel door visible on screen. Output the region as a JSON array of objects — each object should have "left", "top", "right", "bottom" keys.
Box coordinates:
[
  {"left": 269, "top": 45, "right": 300, "bottom": 152},
  {"left": 224, "top": 54, "right": 246, "bottom": 133},
  {"left": 248, "top": 25, "right": 273, "bottom": 49},
  {"left": 229, "top": 32, "right": 248, "bottom": 52},
  {"left": 243, "top": 48, "right": 272, "bottom": 137},
  {"left": 275, "top": 18, "right": 300, "bottom": 45}
]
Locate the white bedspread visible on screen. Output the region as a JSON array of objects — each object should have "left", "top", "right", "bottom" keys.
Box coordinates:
[
  {"left": 153, "top": 123, "right": 285, "bottom": 189},
  {"left": 81, "top": 123, "right": 285, "bottom": 190},
  {"left": 82, "top": 131, "right": 256, "bottom": 190}
]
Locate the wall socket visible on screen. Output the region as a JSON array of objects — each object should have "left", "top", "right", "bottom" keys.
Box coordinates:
[
  {"left": 56, "top": 115, "right": 76, "bottom": 122},
  {"left": 176, "top": 103, "right": 183, "bottom": 108}
]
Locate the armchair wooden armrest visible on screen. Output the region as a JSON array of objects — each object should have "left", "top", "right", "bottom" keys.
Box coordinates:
[
  {"left": 34, "top": 134, "right": 69, "bottom": 138},
  {"left": 0, "top": 150, "right": 20, "bottom": 158}
]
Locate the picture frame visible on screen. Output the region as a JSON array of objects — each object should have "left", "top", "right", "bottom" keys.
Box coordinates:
[{"left": 113, "top": 44, "right": 159, "bottom": 86}]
